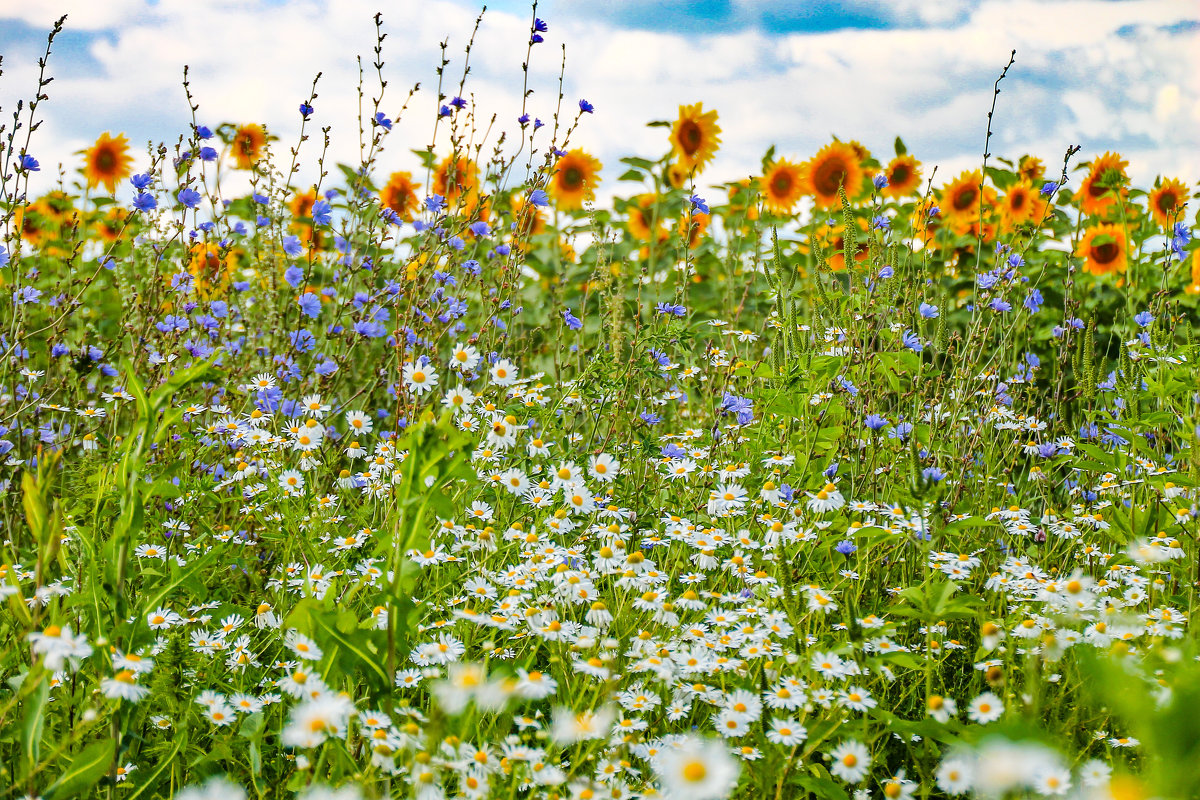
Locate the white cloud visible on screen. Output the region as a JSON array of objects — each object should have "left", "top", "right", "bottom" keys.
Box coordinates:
[{"left": 0, "top": 0, "right": 1195, "bottom": 210}]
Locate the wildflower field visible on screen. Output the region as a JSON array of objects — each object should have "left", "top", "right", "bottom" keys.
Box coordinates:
[{"left": 2, "top": 9, "right": 1200, "bottom": 800}]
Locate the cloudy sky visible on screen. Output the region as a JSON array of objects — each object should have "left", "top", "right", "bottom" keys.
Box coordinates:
[{"left": 1, "top": 0, "right": 1197, "bottom": 205}]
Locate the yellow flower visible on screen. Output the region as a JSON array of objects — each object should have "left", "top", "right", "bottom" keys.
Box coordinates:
[
  {"left": 83, "top": 132, "right": 133, "bottom": 194},
  {"left": 669, "top": 102, "right": 721, "bottom": 173},
  {"left": 232, "top": 124, "right": 267, "bottom": 170},
  {"left": 549, "top": 149, "right": 602, "bottom": 211}
]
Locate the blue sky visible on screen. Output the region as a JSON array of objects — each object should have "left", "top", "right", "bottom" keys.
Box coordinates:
[{"left": 1, "top": 0, "right": 1196, "bottom": 205}]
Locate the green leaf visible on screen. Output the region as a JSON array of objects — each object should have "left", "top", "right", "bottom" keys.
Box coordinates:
[
  {"left": 44, "top": 738, "right": 115, "bottom": 799},
  {"left": 894, "top": 136, "right": 907, "bottom": 156},
  {"left": 20, "top": 672, "right": 50, "bottom": 771}
]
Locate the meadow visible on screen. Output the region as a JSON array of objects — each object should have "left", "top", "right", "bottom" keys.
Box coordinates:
[{"left": 1, "top": 10, "right": 1199, "bottom": 800}]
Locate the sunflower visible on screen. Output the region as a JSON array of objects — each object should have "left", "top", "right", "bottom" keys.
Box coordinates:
[
  {"left": 882, "top": 155, "right": 921, "bottom": 199},
  {"left": 380, "top": 171, "right": 420, "bottom": 221},
  {"left": 670, "top": 102, "right": 721, "bottom": 174},
  {"left": 677, "top": 209, "right": 710, "bottom": 250},
  {"left": 911, "top": 197, "right": 940, "bottom": 245},
  {"left": 95, "top": 206, "right": 129, "bottom": 244},
  {"left": 938, "top": 170, "right": 998, "bottom": 235},
  {"left": 186, "top": 243, "right": 237, "bottom": 297},
  {"left": 1017, "top": 155, "right": 1045, "bottom": 184},
  {"left": 999, "top": 180, "right": 1044, "bottom": 229},
  {"left": 806, "top": 142, "right": 863, "bottom": 209},
  {"left": 83, "top": 132, "right": 133, "bottom": 194},
  {"left": 511, "top": 192, "right": 546, "bottom": 240},
  {"left": 1077, "top": 223, "right": 1128, "bottom": 276},
  {"left": 434, "top": 155, "right": 484, "bottom": 212},
  {"left": 549, "top": 149, "right": 602, "bottom": 211},
  {"left": 231, "top": 124, "right": 267, "bottom": 170},
  {"left": 759, "top": 159, "right": 806, "bottom": 216},
  {"left": 1184, "top": 251, "right": 1200, "bottom": 295},
  {"left": 1075, "top": 152, "right": 1128, "bottom": 217},
  {"left": 626, "top": 194, "right": 668, "bottom": 243},
  {"left": 816, "top": 219, "right": 869, "bottom": 271},
  {"left": 288, "top": 188, "right": 329, "bottom": 250},
  {"left": 666, "top": 162, "right": 690, "bottom": 190},
  {"left": 1147, "top": 178, "right": 1188, "bottom": 229}
]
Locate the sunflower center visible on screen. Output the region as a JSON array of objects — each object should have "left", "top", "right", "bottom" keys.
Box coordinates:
[
  {"left": 562, "top": 167, "right": 583, "bottom": 190},
  {"left": 1010, "top": 191, "right": 1026, "bottom": 210},
  {"left": 952, "top": 186, "right": 977, "bottom": 211},
  {"left": 890, "top": 164, "right": 909, "bottom": 185},
  {"left": 95, "top": 149, "right": 117, "bottom": 173},
  {"left": 1157, "top": 191, "right": 1178, "bottom": 215},
  {"left": 814, "top": 159, "right": 849, "bottom": 197},
  {"left": 1093, "top": 241, "right": 1119, "bottom": 265},
  {"left": 772, "top": 173, "right": 793, "bottom": 195},
  {"left": 679, "top": 121, "right": 702, "bottom": 155}
]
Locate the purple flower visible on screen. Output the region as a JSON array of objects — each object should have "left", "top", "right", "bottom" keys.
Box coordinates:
[
  {"left": 834, "top": 539, "right": 857, "bottom": 556},
  {"left": 922, "top": 466, "right": 945, "bottom": 483},
  {"left": 300, "top": 102, "right": 314, "bottom": 118},
  {"left": 130, "top": 173, "right": 154, "bottom": 190},
  {"left": 873, "top": 174, "right": 889, "bottom": 190},
  {"left": 578, "top": 99, "right": 594, "bottom": 114},
  {"left": 19, "top": 154, "right": 40, "bottom": 172},
  {"left": 311, "top": 199, "right": 333, "bottom": 226},
  {"left": 919, "top": 302, "right": 940, "bottom": 319},
  {"left": 562, "top": 309, "right": 582, "bottom": 331},
  {"left": 864, "top": 413, "right": 888, "bottom": 431},
  {"left": 178, "top": 187, "right": 202, "bottom": 209},
  {"left": 689, "top": 194, "right": 709, "bottom": 214},
  {"left": 374, "top": 112, "right": 392, "bottom": 131},
  {"left": 282, "top": 236, "right": 304, "bottom": 258},
  {"left": 529, "top": 189, "right": 550, "bottom": 208},
  {"left": 298, "top": 293, "right": 321, "bottom": 319},
  {"left": 133, "top": 192, "right": 157, "bottom": 213}
]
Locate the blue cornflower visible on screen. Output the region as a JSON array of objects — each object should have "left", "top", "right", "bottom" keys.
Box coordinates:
[
  {"left": 534, "top": 17, "right": 548, "bottom": 32},
  {"left": 469, "top": 221, "right": 490, "bottom": 237},
  {"left": 1134, "top": 310, "right": 1154, "bottom": 328},
  {"left": 919, "top": 302, "right": 940, "bottom": 319},
  {"left": 690, "top": 194, "right": 709, "bottom": 214},
  {"left": 902, "top": 330, "right": 923, "bottom": 352},
  {"left": 834, "top": 539, "right": 858, "bottom": 556},
  {"left": 284, "top": 265, "right": 305, "bottom": 288},
  {"left": 425, "top": 195, "right": 446, "bottom": 213},
  {"left": 12, "top": 286, "right": 42, "bottom": 305},
  {"left": 656, "top": 302, "right": 686, "bottom": 317},
  {"left": 922, "top": 466, "right": 945, "bottom": 483},
  {"left": 639, "top": 411, "right": 662, "bottom": 425},
  {"left": 298, "top": 294, "right": 321, "bottom": 319},
  {"left": 873, "top": 173, "right": 889, "bottom": 190},
  {"left": 1040, "top": 180, "right": 1059, "bottom": 196},
  {"left": 529, "top": 188, "right": 550, "bottom": 208},
  {"left": 871, "top": 214, "right": 891, "bottom": 231},
  {"left": 989, "top": 297, "right": 1012, "bottom": 313},
  {"left": 299, "top": 102, "right": 314, "bottom": 118},
  {"left": 290, "top": 329, "right": 316, "bottom": 353},
  {"left": 518, "top": 113, "right": 531, "bottom": 125},
  {"left": 178, "top": 187, "right": 202, "bottom": 209},
  {"left": 133, "top": 192, "right": 157, "bottom": 212},
  {"left": 448, "top": 235, "right": 465, "bottom": 250},
  {"left": 374, "top": 112, "right": 392, "bottom": 130},
  {"left": 562, "top": 309, "right": 583, "bottom": 331},
  {"left": 864, "top": 413, "right": 889, "bottom": 431},
  {"left": 19, "top": 154, "right": 40, "bottom": 172},
  {"left": 130, "top": 173, "right": 154, "bottom": 190},
  {"left": 282, "top": 236, "right": 304, "bottom": 258},
  {"left": 578, "top": 99, "right": 594, "bottom": 113},
  {"left": 196, "top": 125, "right": 213, "bottom": 139},
  {"left": 311, "top": 199, "right": 333, "bottom": 226},
  {"left": 837, "top": 376, "right": 859, "bottom": 396},
  {"left": 720, "top": 393, "right": 754, "bottom": 425},
  {"left": 1024, "top": 288, "right": 1043, "bottom": 313},
  {"left": 439, "top": 105, "right": 452, "bottom": 117},
  {"left": 450, "top": 96, "right": 467, "bottom": 109},
  {"left": 199, "top": 146, "right": 218, "bottom": 162}
]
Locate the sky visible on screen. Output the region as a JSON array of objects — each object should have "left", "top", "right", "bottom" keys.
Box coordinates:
[{"left": 0, "top": 0, "right": 1197, "bottom": 207}]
